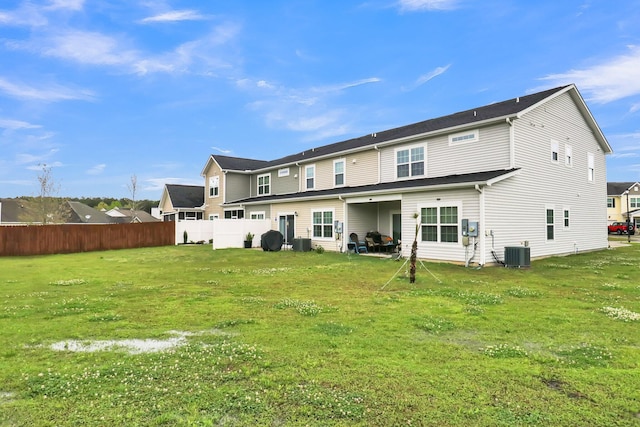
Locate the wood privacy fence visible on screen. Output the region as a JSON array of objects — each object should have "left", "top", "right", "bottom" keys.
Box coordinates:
[{"left": 0, "top": 222, "right": 175, "bottom": 256}]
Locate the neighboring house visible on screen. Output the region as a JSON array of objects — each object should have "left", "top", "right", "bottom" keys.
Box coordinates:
[
  {"left": 105, "top": 207, "right": 160, "bottom": 223},
  {"left": 0, "top": 198, "right": 33, "bottom": 225},
  {"left": 158, "top": 184, "right": 205, "bottom": 221},
  {"left": 66, "top": 201, "right": 113, "bottom": 224},
  {"left": 196, "top": 84, "right": 611, "bottom": 265},
  {"left": 607, "top": 182, "right": 640, "bottom": 229}
]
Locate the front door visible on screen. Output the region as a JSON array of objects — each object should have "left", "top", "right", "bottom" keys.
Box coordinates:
[
  {"left": 392, "top": 213, "right": 402, "bottom": 244},
  {"left": 279, "top": 215, "right": 295, "bottom": 245}
]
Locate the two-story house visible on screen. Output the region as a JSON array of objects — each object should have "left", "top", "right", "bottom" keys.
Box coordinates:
[
  {"left": 607, "top": 182, "right": 640, "bottom": 229},
  {"left": 200, "top": 84, "right": 611, "bottom": 265}
]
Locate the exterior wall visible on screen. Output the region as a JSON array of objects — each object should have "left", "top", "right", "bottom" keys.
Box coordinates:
[
  {"left": 158, "top": 192, "right": 174, "bottom": 213},
  {"left": 246, "top": 204, "right": 271, "bottom": 219},
  {"left": 493, "top": 91, "right": 609, "bottom": 260},
  {"left": 401, "top": 188, "right": 480, "bottom": 263},
  {"left": 345, "top": 150, "right": 379, "bottom": 187},
  {"left": 203, "top": 161, "right": 224, "bottom": 219},
  {"left": 607, "top": 196, "right": 623, "bottom": 223},
  {"left": 273, "top": 166, "right": 299, "bottom": 194},
  {"left": 270, "top": 198, "right": 345, "bottom": 252},
  {"left": 225, "top": 173, "right": 251, "bottom": 203}
]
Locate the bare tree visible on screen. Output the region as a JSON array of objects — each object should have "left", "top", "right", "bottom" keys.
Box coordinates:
[
  {"left": 127, "top": 174, "right": 138, "bottom": 222},
  {"left": 36, "top": 163, "right": 61, "bottom": 224},
  {"left": 409, "top": 213, "right": 420, "bottom": 284}
]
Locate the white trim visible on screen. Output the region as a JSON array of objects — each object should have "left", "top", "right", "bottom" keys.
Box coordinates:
[
  {"left": 587, "top": 152, "right": 594, "bottom": 182},
  {"left": 550, "top": 139, "right": 559, "bottom": 164},
  {"left": 250, "top": 211, "right": 265, "bottom": 220},
  {"left": 565, "top": 144, "right": 573, "bottom": 167},
  {"left": 563, "top": 207, "right": 570, "bottom": 229},
  {"left": 545, "top": 205, "right": 555, "bottom": 241},
  {"left": 278, "top": 167, "right": 290, "bottom": 177},
  {"left": 209, "top": 176, "right": 220, "bottom": 198},
  {"left": 417, "top": 201, "right": 462, "bottom": 246},
  {"left": 311, "top": 208, "right": 335, "bottom": 240},
  {"left": 305, "top": 164, "right": 316, "bottom": 190},
  {"left": 449, "top": 129, "right": 479, "bottom": 146},
  {"left": 257, "top": 173, "right": 271, "bottom": 196},
  {"left": 394, "top": 144, "right": 426, "bottom": 180}
]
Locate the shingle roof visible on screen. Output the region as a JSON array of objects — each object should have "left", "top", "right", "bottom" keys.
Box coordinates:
[
  {"left": 213, "top": 155, "right": 270, "bottom": 171},
  {"left": 0, "top": 198, "right": 25, "bottom": 223},
  {"left": 213, "top": 85, "right": 572, "bottom": 171},
  {"left": 67, "top": 201, "right": 113, "bottom": 223},
  {"left": 228, "top": 168, "right": 519, "bottom": 205},
  {"left": 607, "top": 182, "right": 640, "bottom": 196},
  {"left": 166, "top": 184, "right": 204, "bottom": 208}
]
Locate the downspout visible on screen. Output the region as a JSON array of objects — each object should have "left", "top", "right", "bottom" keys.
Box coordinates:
[
  {"left": 339, "top": 195, "right": 346, "bottom": 252},
  {"left": 506, "top": 117, "right": 515, "bottom": 169},
  {"left": 374, "top": 145, "right": 381, "bottom": 184},
  {"left": 476, "top": 184, "right": 486, "bottom": 266}
]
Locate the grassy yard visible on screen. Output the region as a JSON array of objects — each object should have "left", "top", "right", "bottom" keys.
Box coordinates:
[{"left": 0, "top": 242, "right": 638, "bottom": 426}]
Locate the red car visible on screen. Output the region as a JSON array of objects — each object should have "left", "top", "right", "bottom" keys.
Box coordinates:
[{"left": 608, "top": 222, "right": 635, "bottom": 235}]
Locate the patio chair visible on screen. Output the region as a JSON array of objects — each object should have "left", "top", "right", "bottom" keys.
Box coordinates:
[
  {"left": 365, "top": 236, "right": 382, "bottom": 252},
  {"left": 348, "top": 233, "right": 367, "bottom": 254}
]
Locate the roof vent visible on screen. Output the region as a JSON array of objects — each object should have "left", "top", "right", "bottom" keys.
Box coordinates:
[{"left": 516, "top": 97, "right": 520, "bottom": 103}]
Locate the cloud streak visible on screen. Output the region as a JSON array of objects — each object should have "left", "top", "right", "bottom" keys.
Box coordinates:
[
  {"left": 398, "top": 0, "right": 459, "bottom": 12},
  {"left": 540, "top": 46, "right": 640, "bottom": 103},
  {"left": 140, "top": 10, "right": 207, "bottom": 23},
  {"left": 0, "top": 77, "right": 94, "bottom": 102}
]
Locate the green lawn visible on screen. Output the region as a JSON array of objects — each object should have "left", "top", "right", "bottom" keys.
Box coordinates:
[{"left": 0, "top": 243, "right": 638, "bottom": 426}]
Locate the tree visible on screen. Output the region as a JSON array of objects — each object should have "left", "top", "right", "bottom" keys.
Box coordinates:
[
  {"left": 36, "top": 163, "right": 64, "bottom": 224},
  {"left": 127, "top": 174, "right": 138, "bottom": 221},
  {"left": 409, "top": 213, "right": 420, "bottom": 284}
]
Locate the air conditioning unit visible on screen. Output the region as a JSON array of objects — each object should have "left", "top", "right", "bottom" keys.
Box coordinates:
[{"left": 504, "top": 246, "right": 531, "bottom": 268}]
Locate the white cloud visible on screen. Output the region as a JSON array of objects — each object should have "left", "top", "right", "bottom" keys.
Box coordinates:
[
  {"left": 312, "top": 77, "right": 382, "bottom": 94},
  {"left": 45, "top": 0, "right": 84, "bottom": 11},
  {"left": 540, "top": 46, "right": 640, "bottom": 103},
  {"left": 0, "top": 77, "right": 94, "bottom": 102},
  {"left": 139, "top": 10, "right": 206, "bottom": 23},
  {"left": 402, "top": 65, "right": 451, "bottom": 91},
  {"left": 211, "top": 146, "right": 232, "bottom": 154},
  {"left": 0, "top": 119, "right": 41, "bottom": 131},
  {"left": 398, "top": 0, "right": 459, "bottom": 12},
  {"left": 145, "top": 177, "right": 201, "bottom": 192},
  {"left": 16, "top": 149, "right": 59, "bottom": 165},
  {"left": 86, "top": 164, "right": 106, "bottom": 175}
]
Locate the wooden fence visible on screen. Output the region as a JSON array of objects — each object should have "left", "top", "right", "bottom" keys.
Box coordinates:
[{"left": 0, "top": 222, "right": 175, "bottom": 256}]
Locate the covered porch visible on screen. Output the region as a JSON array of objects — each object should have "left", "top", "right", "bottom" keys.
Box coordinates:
[{"left": 344, "top": 194, "right": 402, "bottom": 253}]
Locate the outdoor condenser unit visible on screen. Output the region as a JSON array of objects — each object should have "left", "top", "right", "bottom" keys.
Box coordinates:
[{"left": 504, "top": 246, "right": 531, "bottom": 268}]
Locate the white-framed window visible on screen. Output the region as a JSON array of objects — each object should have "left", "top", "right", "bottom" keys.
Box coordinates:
[
  {"left": 631, "top": 197, "right": 639, "bottom": 208},
  {"left": 550, "top": 139, "right": 559, "bottom": 163},
  {"left": 607, "top": 198, "right": 615, "bottom": 208},
  {"left": 257, "top": 173, "right": 270, "bottom": 195},
  {"left": 334, "top": 159, "right": 345, "bottom": 187},
  {"left": 565, "top": 144, "right": 573, "bottom": 167},
  {"left": 278, "top": 168, "right": 290, "bottom": 177},
  {"left": 250, "top": 211, "right": 265, "bottom": 219},
  {"left": 208, "top": 214, "right": 219, "bottom": 220},
  {"left": 420, "top": 204, "right": 459, "bottom": 243},
  {"left": 312, "top": 209, "right": 333, "bottom": 239},
  {"left": 546, "top": 207, "right": 554, "bottom": 240},
  {"left": 587, "top": 152, "right": 594, "bottom": 182},
  {"left": 563, "top": 208, "right": 570, "bottom": 229},
  {"left": 396, "top": 145, "right": 425, "bottom": 178},
  {"left": 179, "top": 211, "right": 202, "bottom": 221},
  {"left": 224, "top": 209, "right": 244, "bottom": 219},
  {"left": 305, "top": 165, "right": 315, "bottom": 190},
  {"left": 449, "top": 129, "right": 478, "bottom": 145},
  {"left": 209, "top": 176, "right": 219, "bottom": 197}
]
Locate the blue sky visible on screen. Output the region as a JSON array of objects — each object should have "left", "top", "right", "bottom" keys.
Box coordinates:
[{"left": 1, "top": 0, "right": 639, "bottom": 200}]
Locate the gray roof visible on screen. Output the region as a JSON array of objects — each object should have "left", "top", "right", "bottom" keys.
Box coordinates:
[
  {"left": 229, "top": 168, "right": 519, "bottom": 205},
  {"left": 212, "top": 85, "right": 573, "bottom": 171},
  {"left": 165, "top": 184, "right": 204, "bottom": 208},
  {"left": 0, "top": 198, "right": 27, "bottom": 223},
  {"left": 607, "top": 182, "right": 640, "bottom": 196},
  {"left": 67, "top": 201, "right": 113, "bottom": 223}
]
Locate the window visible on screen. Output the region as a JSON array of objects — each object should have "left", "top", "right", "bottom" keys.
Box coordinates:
[
  {"left": 305, "top": 165, "right": 315, "bottom": 190},
  {"left": 420, "top": 205, "right": 458, "bottom": 243},
  {"left": 208, "top": 214, "right": 219, "bottom": 220},
  {"left": 546, "top": 208, "right": 554, "bottom": 240},
  {"left": 565, "top": 144, "right": 573, "bottom": 167},
  {"left": 396, "top": 146, "right": 425, "bottom": 178},
  {"left": 278, "top": 168, "right": 289, "bottom": 177},
  {"left": 334, "top": 159, "right": 345, "bottom": 187},
  {"left": 312, "top": 210, "right": 333, "bottom": 239},
  {"left": 449, "top": 129, "right": 478, "bottom": 145},
  {"left": 550, "top": 139, "right": 559, "bottom": 163},
  {"left": 250, "top": 212, "right": 265, "bottom": 219},
  {"left": 257, "top": 173, "right": 270, "bottom": 195},
  {"left": 209, "top": 176, "right": 219, "bottom": 197},
  {"left": 631, "top": 197, "right": 639, "bottom": 208},
  {"left": 179, "top": 211, "right": 203, "bottom": 221},
  {"left": 587, "top": 153, "right": 594, "bottom": 182},
  {"left": 607, "top": 198, "right": 615, "bottom": 208},
  {"left": 224, "top": 209, "right": 244, "bottom": 219},
  {"left": 564, "top": 209, "right": 570, "bottom": 228}
]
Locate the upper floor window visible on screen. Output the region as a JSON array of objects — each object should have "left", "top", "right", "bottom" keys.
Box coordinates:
[
  {"left": 334, "top": 159, "right": 345, "bottom": 187},
  {"left": 209, "top": 176, "right": 219, "bottom": 198},
  {"left": 449, "top": 129, "right": 478, "bottom": 145},
  {"left": 565, "top": 144, "right": 573, "bottom": 167},
  {"left": 305, "top": 165, "right": 315, "bottom": 190},
  {"left": 607, "top": 198, "right": 615, "bottom": 208},
  {"left": 631, "top": 197, "right": 639, "bottom": 208},
  {"left": 420, "top": 205, "right": 458, "bottom": 243},
  {"left": 550, "top": 139, "right": 559, "bottom": 163},
  {"left": 257, "top": 173, "right": 270, "bottom": 195},
  {"left": 587, "top": 153, "right": 594, "bottom": 182},
  {"left": 396, "top": 146, "right": 424, "bottom": 178},
  {"left": 563, "top": 209, "right": 570, "bottom": 228},
  {"left": 278, "top": 168, "right": 289, "bottom": 177}
]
